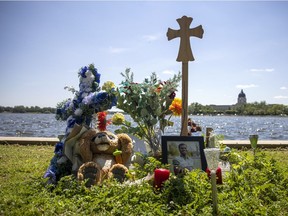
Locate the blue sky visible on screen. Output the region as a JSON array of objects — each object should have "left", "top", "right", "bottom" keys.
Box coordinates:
[{"left": 0, "top": 1, "right": 288, "bottom": 108}]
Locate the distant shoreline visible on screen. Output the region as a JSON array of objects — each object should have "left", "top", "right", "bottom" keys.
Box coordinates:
[
  {"left": 1, "top": 102, "right": 288, "bottom": 116},
  {"left": 0, "top": 105, "right": 55, "bottom": 114}
]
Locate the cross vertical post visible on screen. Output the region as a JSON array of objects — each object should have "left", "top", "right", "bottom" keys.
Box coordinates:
[{"left": 167, "top": 15, "right": 204, "bottom": 136}]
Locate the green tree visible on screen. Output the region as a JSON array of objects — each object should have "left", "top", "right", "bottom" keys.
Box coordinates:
[{"left": 12, "top": 105, "right": 26, "bottom": 113}]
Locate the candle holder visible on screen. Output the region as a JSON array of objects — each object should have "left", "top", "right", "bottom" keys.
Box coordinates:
[
  {"left": 204, "top": 148, "right": 220, "bottom": 170},
  {"left": 204, "top": 148, "right": 220, "bottom": 216},
  {"left": 249, "top": 134, "right": 258, "bottom": 157}
]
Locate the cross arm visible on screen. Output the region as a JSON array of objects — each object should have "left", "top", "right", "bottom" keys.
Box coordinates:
[
  {"left": 189, "top": 25, "right": 204, "bottom": 39},
  {"left": 167, "top": 28, "right": 180, "bottom": 41}
]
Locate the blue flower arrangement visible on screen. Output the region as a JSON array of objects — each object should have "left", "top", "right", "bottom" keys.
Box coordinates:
[
  {"left": 56, "top": 64, "right": 117, "bottom": 137},
  {"left": 44, "top": 64, "right": 117, "bottom": 183}
]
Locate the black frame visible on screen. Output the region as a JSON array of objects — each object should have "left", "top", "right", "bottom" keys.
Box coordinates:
[{"left": 161, "top": 136, "right": 207, "bottom": 174}]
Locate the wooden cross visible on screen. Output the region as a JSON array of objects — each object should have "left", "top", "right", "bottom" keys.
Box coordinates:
[{"left": 167, "top": 15, "right": 204, "bottom": 136}]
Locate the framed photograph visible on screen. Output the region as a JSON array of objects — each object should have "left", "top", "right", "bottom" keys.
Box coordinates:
[{"left": 161, "top": 136, "right": 207, "bottom": 175}]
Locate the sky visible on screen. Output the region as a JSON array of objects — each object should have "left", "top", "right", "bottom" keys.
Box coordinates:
[{"left": 0, "top": 1, "right": 288, "bottom": 108}]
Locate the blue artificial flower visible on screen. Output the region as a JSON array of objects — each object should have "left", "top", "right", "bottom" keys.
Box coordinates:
[
  {"left": 67, "top": 117, "right": 76, "bottom": 129},
  {"left": 43, "top": 169, "right": 56, "bottom": 182},
  {"left": 92, "top": 92, "right": 108, "bottom": 104},
  {"left": 95, "top": 73, "right": 101, "bottom": 84},
  {"left": 54, "top": 142, "right": 64, "bottom": 156},
  {"left": 111, "top": 95, "right": 117, "bottom": 107},
  {"left": 80, "top": 66, "right": 88, "bottom": 78}
]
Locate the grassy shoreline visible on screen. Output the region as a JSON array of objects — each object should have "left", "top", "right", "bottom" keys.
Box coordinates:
[{"left": 1, "top": 145, "right": 288, "bottom": 215}]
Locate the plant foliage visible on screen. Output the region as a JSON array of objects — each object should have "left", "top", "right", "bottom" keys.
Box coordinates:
[{"left": 114, "top": 69, "right": 182, "bottom": 156}]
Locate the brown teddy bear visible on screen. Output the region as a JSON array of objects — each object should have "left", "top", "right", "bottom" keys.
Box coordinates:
[{"left": 76, "top": 129, "right": 133, "bottom": 187}]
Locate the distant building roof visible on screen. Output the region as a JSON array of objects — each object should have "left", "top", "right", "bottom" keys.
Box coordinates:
[{"left": 238, "top": 89, "right": 246, "bottom": 98}]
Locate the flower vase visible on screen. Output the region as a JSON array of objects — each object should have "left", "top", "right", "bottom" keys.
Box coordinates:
[{"left": 150, "top": 129, "right": 163, "bottom": 160}]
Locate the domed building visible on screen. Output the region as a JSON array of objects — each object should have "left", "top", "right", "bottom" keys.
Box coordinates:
[
  {"left": 209, "top": 89, "right": 247, "bottom": 112},
  {"left": 237, "top": 89, "right": 247, "bottom": 105}
]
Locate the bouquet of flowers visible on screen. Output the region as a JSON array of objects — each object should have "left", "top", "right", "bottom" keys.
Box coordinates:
[
  {"left": 56, "top": 64, "right": 117, "bottom": 137},
  {"left": 112, "top": 68, "right": 182, "bottom": 156}
]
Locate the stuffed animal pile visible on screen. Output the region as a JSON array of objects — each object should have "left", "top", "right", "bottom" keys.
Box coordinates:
[{"left": 44, "top": 125, "right": 133, "bottom": 187}]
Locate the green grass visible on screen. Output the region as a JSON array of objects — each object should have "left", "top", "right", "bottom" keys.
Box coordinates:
[{"left": 0, "top": 145, "right": 288, "bottom": 215}]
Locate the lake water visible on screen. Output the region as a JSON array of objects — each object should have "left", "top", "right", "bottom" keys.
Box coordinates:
[{"left": 0, "top": 113, "right": 287, "bottom": 140}]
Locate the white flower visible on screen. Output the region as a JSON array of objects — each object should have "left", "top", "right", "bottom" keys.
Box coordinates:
[
  {"left": 86, "top": 71, "right": 95, "bottom": 80},
  {"left": 74, "top": 108, "right": 83, "bottom": 116}
]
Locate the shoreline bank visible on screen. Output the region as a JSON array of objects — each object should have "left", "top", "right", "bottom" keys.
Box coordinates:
[
  {"left": 0, "top": 137, "right": 59, "bottom": 145},
  {"left": 1, "top": 136, "right": 288, "bottom": 149}
]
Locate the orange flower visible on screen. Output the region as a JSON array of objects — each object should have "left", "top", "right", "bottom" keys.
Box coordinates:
[{"left": 169, "top": 98, "right": 182, "bottom": 116}]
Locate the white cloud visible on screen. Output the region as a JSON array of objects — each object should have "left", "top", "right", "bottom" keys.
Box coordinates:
[
  {"left": 274, "top": 95, "right": 288, "bottom": 99},
  {"left": 250, "top": 68, "right": 275, "bottom": 72},
  {"left": 280, "top": 86, "right": 287, "bottom": 90},
  {"left": 142, "top": 34, "right": 161, "bottom": 42},
  {"left": 162, "top": 70, "right": 175, "bottom": 75},
  {"left": 108, "top": 46, "right": 127, "bottom": 54},
  {"left": 236, "top": 84, "right": 258, "bottom": 89}
]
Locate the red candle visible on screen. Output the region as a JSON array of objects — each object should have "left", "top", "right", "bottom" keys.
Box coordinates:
[
  {"left": 154, "top": 168, "right": 170, "bottom": 188},
  {"left": 206, "top": 167, "right": 223, "bottom": 184}
]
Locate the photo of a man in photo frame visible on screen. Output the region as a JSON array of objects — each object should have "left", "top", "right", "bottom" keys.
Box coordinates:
[
  {"left": 173, "top": 143, "right": 193, "bottom": 175},
  {"left": 170, "top": 142, "right": 201, "bottom": 175},
  {"left": 162, "top": 136, "right": 207, "bottom": 175}
]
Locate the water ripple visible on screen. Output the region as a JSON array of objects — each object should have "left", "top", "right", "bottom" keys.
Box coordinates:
[{"left": 0, "top": 113, "right": 287, "bottom": 140}]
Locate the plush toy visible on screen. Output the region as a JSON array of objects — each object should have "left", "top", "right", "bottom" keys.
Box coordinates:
[{"left": 75, "top": 129, "right": 133, "bottom": 187}]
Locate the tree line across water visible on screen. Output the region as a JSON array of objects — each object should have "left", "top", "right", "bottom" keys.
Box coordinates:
[
  {"left": 1, "top": 101, "right": 288, "bottom": 116},
  {"left": 0, "top": 105, "right": 56, "bottom": 114},
  {"left": 189, "top": 101, "right": 288, "bottom": 116}
]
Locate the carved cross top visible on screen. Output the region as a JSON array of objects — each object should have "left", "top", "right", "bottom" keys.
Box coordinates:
[
  {"left": 167, "top": 16, "right": 204, "bottom": 63},
  {"left": 167, "top": 15, "right": 204, "bottom": 136}
]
